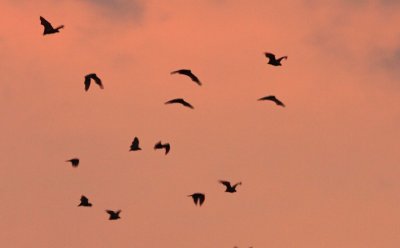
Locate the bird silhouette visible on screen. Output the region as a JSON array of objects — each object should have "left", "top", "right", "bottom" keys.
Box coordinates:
[
  {"left": 78, "top": 195, "right": 92, "bottom": 207},
  {"left": 106, "top": 210, "right": 121, "bottom": 220},
  {"left": 258, "top": 95, "right": 285, "bottom": 107},
  {"left": 219, "top": 180, "right": 242, "bottom": 193},
  {"left": 165, "top": 98, "right": 194, "bottom": 109},
  {"left": 84, "top": 73, "right": 103, "bottom": 91},
  {"left": 40, "top": 16, "right": 64, "bottom": 35},
  {"left": 66, "top": 158, "right": 79, "bottom": 167},
  {"left": 264, "top": 52, "right": 287, "bottom": 66},
  {"left": 130, "top": 137, "right": 141, "bottom": 151},
  {"left": 188, "top": 193, "right": 205, "bottom": 206},
  {"left": 154, "top": 141, "right": 170, "bottom": 155},
  {"left": 171, "top": 69, "right": 201, "bottom": 85}
]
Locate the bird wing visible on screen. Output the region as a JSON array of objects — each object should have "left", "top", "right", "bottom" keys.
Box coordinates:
[
  {"left": 40, "top": 16, "right": 54, "bottom": 30},
  {"left": 170, "top": 69, "right": 185, "bottom": 75},
  {"left": 219, "top": 180, "right": 231, "bottom": 188},
  {"left": 154, "top": 141, "right": 162, "bottom": 149},
  {"left": 106, "top": 210, "right": 114, "bottom": 215},
  {"left": 80, "top": 195, "right": 89, "bottom": 203},
  {"left": 258, "top": 96, "right": 285, "bottom": 107},
  {"left": 187, "top": 72, "right": 201, "bottom": 85},
  {"left": 164, "top": 143, "right": 170, "bottom": 154},
  {"left": 258, "top": 95, "right": 273, "bottom": 101},
  {"left": 165, "top": 98, "right": 194, "bottom": 109},
  {"left": 84, "top": 76, "right": 91, "bottom": 91},
  {"left": 171, "top": 69, "right": 201, "bottom": 85},
  {"left": 273, "top": 98, "right": 285, "bottom": 107},
  {"left": 264, "top": 52, "right": 276, "bottom": 61},
  {"left": 131, "top": 137, "right": 139, "bottom": 148},
  {"left": 198, "top": 194, "right": 205, "bottom": 205},
  {"left": 233, "top": 182, "right": 242, "bottom": 188},
  {"left": 193, "top": 195, "right": 199, "bottom": 204},
  {"left": 277, "top": 56, "right": 288, "bottom": 61},
  {"left": 92, "top": 75, "right": 104, "bottom": 89}
]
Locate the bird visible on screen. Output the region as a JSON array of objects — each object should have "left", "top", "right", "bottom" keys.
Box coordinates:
[
  {"left": 78, "top": 195, "right": 92, "bottom": 207},
  {"left": 171, "top": 69, "right": 201, "bottom": 85},
  {"left": 40, "top": 16, "right": 64, "bottom": 35},
  {"left": 130, "top": 137, "right": 141, "bottom": 151},
  {"left": 154, "top": 141, "right": 170, "bottom": 155},
  {"left": 264, "top": 52, "right": 287, "bottom": 66},
  {"left": 258, "top": 95, "right": 285, "bottom": 107},
  {"left": 219, "top": 180, "right": 242, "bottom": 193},
  {"left": 66, "top": 158, "right": 79, "bottom": 167},
  {"left": 106, "top": 210, "right": 121, "bottom": 220},
  {"left": 188, "top": 193, "right": 205, "bottom": 206},
  {"left": 165, "top": 98, "right": 194, "bottom": 109},
  {"left": 84, "top": 73, "right": 103, "bottom": 91}
]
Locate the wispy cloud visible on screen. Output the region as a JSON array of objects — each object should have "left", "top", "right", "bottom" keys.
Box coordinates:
[{"left": 83, "top": 0, "right": 145, "bottom": 22}]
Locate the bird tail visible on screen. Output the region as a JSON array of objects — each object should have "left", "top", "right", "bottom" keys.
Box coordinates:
[{"left": 56, "top": 25, "right": 64, "bottom": 30}]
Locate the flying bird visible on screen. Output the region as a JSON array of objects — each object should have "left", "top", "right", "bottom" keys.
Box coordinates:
[
  {"left": 84, "top": 73, "right": 103, "bottom": 91},
  {"left": 171, "top": 69, "right": 201, "bottom": 85},
  {"left": 106, "top": 210, "right": 121, "bottom": 220},
  {"left": 130, "top": 137, "right": 141, "bottom": 151},
  {"left": 219, "top": 180, "right": 242, "bottom": 193},
  {"left": 165, "top": 98, "right": 194, "bottom": 109},
  {"left": 258, "top": 95, "right": 285, "bottom": 107},
  {"left": 188, "top": 193, "right": 205, "bottom": 206},
  {"left": 264, "top": 52, "right": 287, "bottom": 66},
  {"left": 66, "top": 158, "right": 79, "bottom": 167},
  {"left": 78, "top": 195, "right": 92, "bottom": 207},
  {"left": 40, "top": 16, "right": 64, "bottom": 35},
  {"left": 154, "top": 141, "right": 170, "bottom": 155}
]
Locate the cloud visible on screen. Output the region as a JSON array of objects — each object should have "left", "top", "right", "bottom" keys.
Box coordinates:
[{"left": 83, "top": 0, "right": 145, "bottom": 22}]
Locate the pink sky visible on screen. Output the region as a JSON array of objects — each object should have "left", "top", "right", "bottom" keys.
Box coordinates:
[{"left": 1, "top": 1, "right": 400, "bottom": 248}]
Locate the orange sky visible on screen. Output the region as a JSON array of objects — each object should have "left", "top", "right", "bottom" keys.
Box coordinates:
[{"left": 1, "top": 1, "right": 400, "bottom": 248}]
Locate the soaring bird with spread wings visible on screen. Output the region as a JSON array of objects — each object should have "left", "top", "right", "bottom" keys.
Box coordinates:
[
  {"left": 188, "top": 193, "right": 205, "bottom": 206},
  {"left": 106, "top": 210, "right": 121, "bottom": 220},
  {"left": 219, "top": 180, "right": 242, "bottom": 193},
  {"left": 264, "top": 52, "right": 287, "bottom": 66},
  {"left": 165, "top": 98, "right": 194, "bottom": 109},
  {"left": 40, "top": 16, "right": 64, "bottom": 35},
  {"left": 171, "top": 69, "right": 201, "bottom": 85},
  {"left": 84, "top": 73, "right": 103, "bottom": 91},
  {"left": 154, "top": 141, "right": 170, "bottom": 155},
  {"left": 258, "top": 95, "right": 285, "bottom": 107}
]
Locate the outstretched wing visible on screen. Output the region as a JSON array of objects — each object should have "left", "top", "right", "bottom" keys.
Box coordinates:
[
  {"left": 277, "top": 56, "right": 288, "bottom": 62},
  {"left": 233, "top": 182, "right": 242, "bottom": 188},
  {"left": 165, "top": 98, "right": 194, "bottom": 109},
  {"left": 219, "top": 180, "right": 232, "bottom": 188},
  {"left": 92, "top": 75, "right": 104, "bottom": 89},
  {"left": 164, "top": 143, "right": 170, "bottom": 154},
  {"left": 258, "top": 95, "right": 285, "bottom": 107},
  {"left": 84, "top": 76, "right": 91, "bottom": 91},
  {"left": 186, "top": 72, "right": 201, "bottom": 85},
  {"left": 272, "top": 98, "right": 285, "bottom": 107},
  {"left": 106, "top": 210, "right": 114, "bottom": 215},
  {"left": 264, "top": 52, "right": 276, "bottom": 61},
  {"left": 40, "top": 16, "right": 54, "bottom": 30},
  {"left": 171, "top": 69, "right": 201, "bottom": 85}
]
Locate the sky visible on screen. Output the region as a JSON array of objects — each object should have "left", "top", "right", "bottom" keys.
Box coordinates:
[{"left": 1, "top": 0, "right": 400, "bottom": 247}]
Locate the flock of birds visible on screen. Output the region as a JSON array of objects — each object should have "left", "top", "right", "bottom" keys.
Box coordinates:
[{"left": 41, "top": 14, "right": 287, "bottom": 237}]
